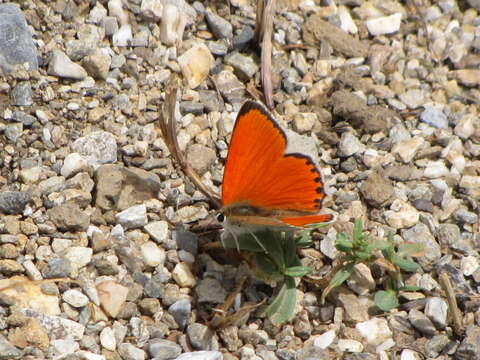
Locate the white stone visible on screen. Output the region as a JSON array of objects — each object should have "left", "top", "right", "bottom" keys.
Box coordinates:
[
  {"left": 108, "top": 0, "right": 128, "bottom": 25},
  {"left": 77, "top": 351, "right": 106, "bottom": 360},
  {"left": 61, "top": 153, "right": 90, "bottom": 178},
  {"left": 48, "top": 50, "right": 88, "bottom": 80},
  {"left": 172, "top": 263, "right": 196, "bottom": 287},
  {"left": 160, "top": 4, "right": 187, "bottom": 46},
  {"left": 338, "top": 132, "right": 363, "bottom": 157},
  {"left": 113, "top": 24, "right": 133, "bottom": 47},
  {"left": 140, "top": 241, "right": 166, "bottom": 267},
  {"left": 461, "top": 255, "right": 479, "bottom": 276},
  {"left": 366, "top": 13, "right": 402, "bottom": 36},
  {"left": 400, "top": 349, "right": 420, "bottom": 360},
  {"left": 313, "top": 329, "right": 336, "bottom": 350},
  {"left": 423, "top": 160, "right": 449, "bottom": 179},
  {"left": 63, "top": 289, "right": 89, "bottom": 308},
  {"left": 338, "top": 6, "right": 358, "bottom": 34},
  {"left": 100, "top": 326, "right": 117, "bottom": 351},
  {"left": 64, "top": 247, "right": 93, "bottom": 271},
  {"left": 51, "top": 338, "right": 79, "bottom": 357},
  {"left": 116, "top": 204, "right": 148, "bottom": 229},
  {"left": 424, "top": 297, "right": 448, "bottom": 329},
  {"left": 392, "top": 137, "right": 424, "bottom": 163},
  {"left": 454, "top": 114, "right": 476, "bottom": 139},
  {"left": 338, "top": 339, "right": 363, "bottom": 352},
  {"left": 178, "top": 43, "right": 214, "bottom": 88},
  {"left": 356, "top": 318, "right": 392, "bottom": 346},
  {"left": 140, "top": 0, "right": 163, "bottom": 21},
  {"left": 144, "top": 221, "right": 169, "bottom": 244},
  {"left": 176, "top": 351, "right": 223, "bottom": 360},
  {"left": 384, "top": 199, "right": 420, "bottom": 229}
]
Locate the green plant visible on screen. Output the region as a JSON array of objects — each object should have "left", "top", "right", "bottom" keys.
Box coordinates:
[
  {"left": 223, "top": 225, "right": 327, "bottom": 324},
  {"left": 325, "top": 219, "right": 424, "bottom": 311}
]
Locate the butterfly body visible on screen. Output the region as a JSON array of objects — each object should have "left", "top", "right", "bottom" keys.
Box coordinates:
[{"left": 219, "top": 101, "right": 333, "bottom": 248}]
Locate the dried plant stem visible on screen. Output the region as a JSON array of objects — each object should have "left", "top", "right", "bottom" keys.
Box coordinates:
[
  {"left": 439, "top": 271, "right": 464, "bottom": 336},
  {"left": 255, "top": 0, "right": 276, "bottom": 109},
  {"left": 159, "top": 77, "right": 222, "bottom": 209}
]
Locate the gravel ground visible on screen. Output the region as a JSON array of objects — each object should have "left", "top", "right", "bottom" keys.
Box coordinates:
[{"left": 0, "top": 0, "right": 480, "bottom": 359}]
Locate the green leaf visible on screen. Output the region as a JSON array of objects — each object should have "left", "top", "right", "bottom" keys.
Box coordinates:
[
  {"left": 266, "top": 276, "right": 297, "bottom": 325},
  {"left": 354, "top": 250, "right": 373, "bottom": 260},
  {"left": 284, "top": 266, "right": 312, "bottom": 277},
  {"left": 374, "top": 290, "right": 399, "bottom": 311},
  {"left": 397, "top": 243, "right": 425, "bottom": 257},
  {"left": 222, "top": 233, "right": 265, "bottom": 252},
  {"left": 352, "top": 219, "right": 365, "bottom": 243},
  {"left": 335, "top": 236, "right": 353, "bottom": 252},
  {"left": 296, "top": 230, "right": 313, "bottom": 248},
  {"left": 398, "top": 285, "right": 423, "bottom": 292},
  {"left": 284, "top": 232, "right": 298, "bottom": 267},
  {"left": 260, "top": 231, "right": 285, "bottom": 269},
  {"left": 392, "top": 257, "right": 420, "bottom": 272},
  {"left": 306, "top": 222, "right": 330, "bottom": 229},
  {"left": 370, "top": 240, "right": 391, "bottom": 251},
  {"left": 328, "top": 262, "right": 354, "bottom": 289},
  {"left": 255, "top": 252, "right": 279, "bottom": 275}
]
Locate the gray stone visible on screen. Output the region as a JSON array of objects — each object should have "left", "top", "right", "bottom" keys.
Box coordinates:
[
  {"left": 0, "top": 3, "right": 38, "bottom": 73},
  {"left": 4, "top": 123, "right": 23, "bottom": 142},
  {"left": 187, "top": 323, "right": 214, "bottom": 350},
  {"left": 360, "top": 172, "right": 394, "bottom": 208},
  {"left": 205, "top": 10, "right": 233, "bottom": 39},
  {"left": 212, "top": 70, "right": 246, "bottom": 107},
  {"left": 224, "top": 52, "right": 259, "bottom": 80},
  {"left": 0, "top": 191, "right": 30, "bottom": 214},
  {"left": 186, "top": 144, "right": 216, "bottom": 175},
  {"left": 118, "top": 342, "right": 146, "bottom": 360},
  {"left": 42, "top": 257, "right": 72, "bottom": 278},
  {"left": 456, "top": 325, "right": 480, "bottom": 359},
  {"left": 71, "top": 131, "right": 117, "bottom": 167},
  {"left": 148, "top": 339, "right": 181, "bottom": 360},
  {"left": 195, "top": 278, "right": 227, "bottom": 304},
  {"left": 420, "top": 107, "right": 448, "bottom": 129},
  {"left": 47, "top": 202, "right": 90, "bottom": 232},
  {"left": 233, "top": 26, "right": 254, "bottom": 50},
  {"left": 11, "top": 111, "right": 36, "bottom": 126},
  {"left": 401, "top": 223, "right": 441, "bottom": 271},
  {"left": 408, "top": 309, "right": 437, "bottom": 336},
  {"left": 168, "top": 298, "right": 191, "bottom": 329},
  {"left": 173, "top": 228, "right": 198, "bottom": 255},
  {"left": 11, "top": 81, "right": 33, "bottom": 106}
]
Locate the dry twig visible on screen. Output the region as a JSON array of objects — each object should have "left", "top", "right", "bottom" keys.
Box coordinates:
[
  {"left": 254, "top": 0, "right": 276, "bottom": 109},
  {"left": 439, "top": 271, "right": 464, "bottom": 336},
  {"left": 158, "top": 76, "right": 222, "bottom": 209}
]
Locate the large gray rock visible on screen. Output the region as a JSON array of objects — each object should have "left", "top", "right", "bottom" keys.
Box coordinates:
[{"left": 0, "top": 3, "right": 38, "bottom": 73}]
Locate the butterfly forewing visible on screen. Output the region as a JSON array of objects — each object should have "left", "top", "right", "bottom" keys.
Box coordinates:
[{"left": 221, "top": 101, "right": 331, "bottom": 227}]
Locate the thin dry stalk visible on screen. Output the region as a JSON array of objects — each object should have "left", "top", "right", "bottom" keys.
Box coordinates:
[
  {"left": 439, "top": 271, "right": 464, "bottom": 336},
  {"left": 159, "top": 77, "right": 222, "bottom": 209},
  {"left": 260, "top": 0, "right": 276, "bottom": 109}
]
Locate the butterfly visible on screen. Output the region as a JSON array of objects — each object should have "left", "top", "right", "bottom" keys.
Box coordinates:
[{"left": 217, "top": 101, "right": 333, "bottom": 250}]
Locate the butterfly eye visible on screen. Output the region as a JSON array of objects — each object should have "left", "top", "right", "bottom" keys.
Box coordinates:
[{"left": 216, "top": 212, "right": 226, "bottom": 223}]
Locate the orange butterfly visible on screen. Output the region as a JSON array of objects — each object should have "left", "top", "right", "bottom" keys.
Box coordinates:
[{"left": 218, "top": 101, "right": 333, "bottom": 249}]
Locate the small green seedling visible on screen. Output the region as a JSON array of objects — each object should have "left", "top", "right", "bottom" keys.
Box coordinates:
[
  {"left": 223, "top": 225, "right": 325, "bottom": 324},
  {"left": 325, "top": 219, "right": 424, "bottom": 311}
]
